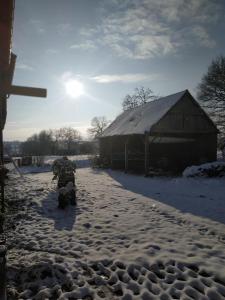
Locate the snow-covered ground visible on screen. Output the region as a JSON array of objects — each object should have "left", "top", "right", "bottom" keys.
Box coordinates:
[
  {"left": 17, "top": 155, "right": 90, "bottom": 174},
  {"left": 5, "top": 162, "right": 225, "bottom": 299}
]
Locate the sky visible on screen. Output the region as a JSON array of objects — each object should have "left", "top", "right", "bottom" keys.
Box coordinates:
[{"left": 4, "top": 0, "right": 225, "bottom": 141}]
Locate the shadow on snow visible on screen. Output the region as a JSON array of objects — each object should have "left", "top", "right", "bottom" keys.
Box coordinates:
[
  {"left": 100, "top": 169, "right": 225, "bottom": 225},
  {"left": 34, "top": 190, "right": 77, "bottom": 231}
]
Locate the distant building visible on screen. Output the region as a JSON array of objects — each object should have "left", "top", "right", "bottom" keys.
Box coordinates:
[
  {"left": 99, "top": 90, "right": 218, "bottom": 174},
  {"left": 4, "top": 141, "right": 22, "bottom": 156}
]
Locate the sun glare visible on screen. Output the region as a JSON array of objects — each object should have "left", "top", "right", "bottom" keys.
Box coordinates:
[{"left": 65, "top": 79, "right": 84, "bottom": 98}]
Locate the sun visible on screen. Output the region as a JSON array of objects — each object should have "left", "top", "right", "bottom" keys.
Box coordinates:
[{"left": 64, "top": 79, "right": 84, "bottom": 98}]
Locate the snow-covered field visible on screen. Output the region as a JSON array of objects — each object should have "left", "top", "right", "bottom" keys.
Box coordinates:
[{"left": 5, "top": 160, "right": 225, "bottom": 299}]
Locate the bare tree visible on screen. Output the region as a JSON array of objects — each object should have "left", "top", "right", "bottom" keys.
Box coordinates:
[
  {"left": 22, "top": 127, "right": 83, "bottom": 155},
  {"left": 54, "top": 127, "right": 81, "bottom": 153},
  {"left": 122, "top": 86, "right": 158, "bottom": 111},
  {"left": 21, "top": 130, "right": 54, "bottom": 155},
  {"left": 88, "top": 116, "right": 110, "bottom": 138},
  {"left": 122, "top": 94, "right": 138, "bottom": 111},
  {"left": 197, "top": 55, "right": 225, "bottom": 142}
]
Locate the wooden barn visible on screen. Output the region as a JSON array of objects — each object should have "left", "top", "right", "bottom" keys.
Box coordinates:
[{"left": 99, "top": 90, "right": 218, "bottom": 174}]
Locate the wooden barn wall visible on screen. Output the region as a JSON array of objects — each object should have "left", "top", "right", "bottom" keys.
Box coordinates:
[
  {"left": 151, "top": 94, "right": 217, "bottom": 134},
  {"left": 100, "top": 136, "right": 217, "bottom": 172},
  {"left": 99, "top": 136, "right": 125, "bottom": 168},
  {"left": 149, "top": 134, "right": 217, "bottom": 171},
  {"left": 100, "top": 132, "right": 217, "bottom": 172},
  {"left": 124, "top": 135, "right": 145, "bottom": 172},
  {"left": 99, "top": 135, "right": 145, "bottom": 170},
  {"left": 100, "top": 94, "right": 218, "bottom": 172},
  {"left": 99, "top": 137, "right": 111, "bottom": 163}
]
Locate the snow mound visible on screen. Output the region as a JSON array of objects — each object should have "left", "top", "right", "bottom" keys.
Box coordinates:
[{"left": 183, "top": 161, "right": 225, "bottom": 178}]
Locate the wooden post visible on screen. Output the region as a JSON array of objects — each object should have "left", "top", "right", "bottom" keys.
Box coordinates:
[
  {"left": 109, "top": 138, "right": 113, "bottom": 168},
  {"left": 144, "top": 133, "right": 149, "bottom": 176},
  {"left": 0, "top": 245, "right": 6, "bottom": 300},
  {"left": 0, "top": 98, "right": 7, "bottom": 300},
  {"left": 0, "top": 130, "right": 5, "bottom": 215},
  {"left": 0, "top": 129, "right": 3, "bottom": 166},
  {"left": 0, "top": 2, "right": 46, "bottom": 299},
  {"left": 124, "top": 137, "right": 129, "bottom": 173},
  {"left": 0, "top": 78, "right": 7, "bottom": 220},
  {"left": 0, "top": 1, "right": 14, "bottom": 297},
  {"left": 0, "top": 87, "right": 7, "bottom": 300}
]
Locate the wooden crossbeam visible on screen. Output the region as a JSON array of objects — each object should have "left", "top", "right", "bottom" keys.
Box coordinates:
[
  {"left": 3, "top": 54, "right": 47, "bottom": 98},
  {"left": 8, "top": 85, "right": 47, "bottom": 98}
]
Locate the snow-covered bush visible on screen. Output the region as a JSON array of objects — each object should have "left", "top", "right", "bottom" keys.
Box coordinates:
[
  {"left": 89, "top": 154, "right": 110, "bottom": 168},
  {"left": 183, "top": 161, "right": 225, "bottom": 177}
]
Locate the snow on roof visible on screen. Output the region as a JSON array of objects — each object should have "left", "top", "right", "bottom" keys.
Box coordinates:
[{"left": 101, "top": 90, "right": 188, "bottom": 137}]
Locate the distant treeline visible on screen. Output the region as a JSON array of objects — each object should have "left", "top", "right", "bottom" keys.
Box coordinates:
[{"left": 5, "top": 127, "right": 97, "bottom": 156}]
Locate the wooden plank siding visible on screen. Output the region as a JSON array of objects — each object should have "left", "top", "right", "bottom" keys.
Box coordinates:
[{"left": 151, "top": 93, "right": 217, "bottom": 134}]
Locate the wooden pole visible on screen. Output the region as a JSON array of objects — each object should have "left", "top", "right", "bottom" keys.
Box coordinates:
[
  {"left": 110, "top": 138, "right": 113, "bottom": 168},
  {"left": 0, "top": 245, "right": 6, "bottom": 300},
  {"left": 0, "top": 130, "right": 5, "bottom": 215},
  {"left": 0, "top": 96, "right": 7, "bottom": 300},
  {"left": 0, "top": 1, "right": 46, "bottom": 299},
  {"left": 144, "top": 133, "right": 149, "bottom": 176},
  {"left": 0, "top": 129, "right": 3, "bottom": 164},
  {"left": 0, "top": 83, "right": 7, "bottom": 220},
  {"left": 0, "top": 2, "right": 15, "bottom": 299},
  {"left": 0, "top": 91, "right": 7, "bottom": 300},
  {"left": 124, "top": 137, "right": 129, "bottom": 173}
]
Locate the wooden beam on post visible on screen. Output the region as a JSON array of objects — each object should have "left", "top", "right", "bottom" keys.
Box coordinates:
[
  {"left": 144, "top": 132, "right": 149, "bottom": 176},
  {"left": 8, "top": 85, "right": 47, "bottom": 98}
]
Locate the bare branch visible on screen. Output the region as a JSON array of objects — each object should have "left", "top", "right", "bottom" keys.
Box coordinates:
[
  {"left": 197, "top": 55, "right": 225, "bottom": 139},
  {"left": 122, "top": 86, "right": 158, "bottom": 111}
]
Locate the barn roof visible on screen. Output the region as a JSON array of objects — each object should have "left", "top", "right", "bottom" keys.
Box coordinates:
[{"left": 101, "top": 90, "right": 188, "bottom": 137}]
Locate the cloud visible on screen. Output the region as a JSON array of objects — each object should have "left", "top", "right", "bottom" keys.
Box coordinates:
[
  {"left": 46, "top": 49, "right": 60, "bottom": 55},
  {"left": 129, "top": 35, "right": 175, "bottom": 59},
  {"left": 77, "top": 0, "right": 221, "bottom": 59},
  {"left": 174, "top": 25, "right": 217, "bottom": 49},
  {"left": 57, "top": 23, "right": 73, "bottom": 35},
  {"left": 192, "top": 26, "right": 216, "bottom": 48},
  {"left": 16, "top": 63, "right": 34, "bottom": 71},
  {"left": 70, "top": 40, "right": 97, "bottom": 50},
  {"left": 29, "top": 19, "right": 45, "bottom": 34},
  {"left": 60, "top": 71, "right": 159, "bottom": 85},
  {"left": 91, "top": 73, "right": 159, "bottom": 83},
  {"left": 60, "top": 71, "right": 82, "bottom": 82}
]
